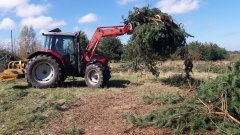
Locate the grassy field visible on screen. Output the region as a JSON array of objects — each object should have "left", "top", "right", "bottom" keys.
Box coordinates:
[{"left": 0, "top": 60, "right": 229, "bottom": 135}]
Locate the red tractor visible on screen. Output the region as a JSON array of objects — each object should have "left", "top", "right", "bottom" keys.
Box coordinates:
[{"left": 25, "top": 23, "right": 133, "bottom": 88}]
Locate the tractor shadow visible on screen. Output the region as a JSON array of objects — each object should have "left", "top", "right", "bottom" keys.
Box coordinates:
[
  {"left": 11, "top": 80, "right": 131, "bottom": 89},
  {"left": 61, "top": 79, "right": 131, "bottom": 88},
  {"left": 11, "top": 81, "right": 87, "bottom": 89},
  {"left": 12, "top": 85, "right": 32, "bottom": 90},
  {"left": 107, "top": 79, "right": 131, "bottom": 88},
  {"left": 61, "top": 81, "right": 87, "bottom": 88}
]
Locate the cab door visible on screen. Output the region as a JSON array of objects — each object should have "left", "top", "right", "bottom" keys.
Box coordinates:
[{"left": 55, "top": 36, "right": 77, "bottom": 75}]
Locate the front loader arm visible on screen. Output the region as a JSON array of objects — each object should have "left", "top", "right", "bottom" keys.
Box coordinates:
[{"left": 84, "top": 23, "right": 132, "bottom": 61}]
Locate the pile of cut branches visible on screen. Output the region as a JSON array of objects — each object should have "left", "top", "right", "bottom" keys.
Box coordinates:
[
  {"left": 126, "top": 57, "right": 240, "bottom": 134},
  {"left": 124, "top": 7, "right": 191, "bottom": 76}
]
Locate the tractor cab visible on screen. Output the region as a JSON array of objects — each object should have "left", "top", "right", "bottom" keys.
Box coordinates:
[{"left": 42, "top": 31, "right": 79, "bottom": 76}]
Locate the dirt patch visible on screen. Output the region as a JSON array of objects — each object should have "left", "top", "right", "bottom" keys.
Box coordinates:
[
  {"left": 41, "top": 83, "right": 212, "bottom": 135},
  {"left": 42, "top": 84, "right": 176, "bottom": 135}
]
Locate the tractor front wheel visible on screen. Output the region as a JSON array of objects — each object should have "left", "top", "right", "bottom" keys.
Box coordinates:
[
  {"left": 25, "top": 55, "right": 63, "bottom": 88},
  {"left": 84, "top": 64, "right": 110, "bottom": 88}
]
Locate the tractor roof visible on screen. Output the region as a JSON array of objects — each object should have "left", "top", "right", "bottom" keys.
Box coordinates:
[{"left": 42, "top": 32, "right": 76, "bottom": 37}]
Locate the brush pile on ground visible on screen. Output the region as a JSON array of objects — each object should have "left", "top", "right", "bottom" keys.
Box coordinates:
[
  {"left": 0, "top": 50, "right": 19, "bottom": 71},
  {"left": 126, "top": 57, "right": 240, "bottom": 134},
  {"left": 124, "top": 7, "right": 191, "bottom": 76}
]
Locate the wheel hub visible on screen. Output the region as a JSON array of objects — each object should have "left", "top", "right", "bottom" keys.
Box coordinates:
[
  {"left": 32, "top": 62, "right": 54, "bottom": 83},
  {"left": 88, "top": 69, "right": 100, "bottom": 85},
  {"left": 43, "top": 70, "right": 47, "bottom": 74}
]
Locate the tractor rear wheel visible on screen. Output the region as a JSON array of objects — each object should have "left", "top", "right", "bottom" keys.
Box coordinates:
[
  {"left": 25, "top": 55, "right": 63, "bottom": 88},
  {"left": 84, "top": 64, "right": 110, "bottom": 88}
]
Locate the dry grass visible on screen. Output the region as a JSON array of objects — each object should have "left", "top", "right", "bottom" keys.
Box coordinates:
[{"left": 110, "top": 60, "right": 228, "bottom": 79}]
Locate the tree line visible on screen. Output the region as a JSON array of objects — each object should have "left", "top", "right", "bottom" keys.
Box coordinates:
[
  {"left": 0, "top": 26, "right": 230, "bottom": 62},
  {"left": 171, "top": 41, "right": 229, "bottom": 61},
  {"left": 97, "top": 39, "right": 230, "bottom": 62}
]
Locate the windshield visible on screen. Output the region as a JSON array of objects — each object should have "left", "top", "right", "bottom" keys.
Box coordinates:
[{"left": 44, "top": 35, "right": 74, "bottom": 53}]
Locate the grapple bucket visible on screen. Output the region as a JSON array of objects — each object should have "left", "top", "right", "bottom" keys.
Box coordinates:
[{"left": 0, "top": 60, "right": 28, "bottom": 81}]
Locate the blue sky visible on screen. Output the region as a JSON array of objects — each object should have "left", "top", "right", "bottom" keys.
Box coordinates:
[{"left": 0, "top": 0, "right": 240, "bottom": 51}]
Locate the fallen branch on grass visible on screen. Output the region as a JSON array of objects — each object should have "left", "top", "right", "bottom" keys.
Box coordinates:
[{"left": 198, "top": 98, "right": 240, "bottom": 125}]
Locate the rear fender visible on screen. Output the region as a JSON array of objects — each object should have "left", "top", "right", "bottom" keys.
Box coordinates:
[
  {"left": 86, "top": 58, "right": 108, "bottom": 68},
  {"left": 27, "top": 50, "right": 66, "bottom": 69},
  {"left": 86, "top": 54, "right": 108, "bottom": 68},
  {"left": 87, "top": 59, "right": 102, "bottom": 67}
]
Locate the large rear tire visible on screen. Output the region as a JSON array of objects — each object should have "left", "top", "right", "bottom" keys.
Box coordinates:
[
  {"left": 84, "top": 64, "right": 110, "bottom": 88},
  {"left": 25, "top": 55, "right": 63, "bottom": 88}
]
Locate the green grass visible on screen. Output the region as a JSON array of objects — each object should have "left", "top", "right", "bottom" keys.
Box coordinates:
[
  {"left": 0, "top": 73, "right": 162, "bottom": 134},
  {"left": 0, "top": 74, "right": 150, "bottom": 135},
  {"left": 0, "top": 78, "right": 97, "bottom": 135}
]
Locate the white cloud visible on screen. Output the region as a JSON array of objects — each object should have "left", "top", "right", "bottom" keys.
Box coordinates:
[
  {"left": 156, "top": 0, "right": 200, "bottom": 14},
  {"left": 117, "top": 0, "right": 136, "bottom": 5},
  {"left": 0, "top": 18, "right": 16, "bottom": 30},
  {"left": 0, "top": 0, "right": 27, "bottom": 10},
  {"left": 21, "top": 16, "right": 66, "bottom": 29},
  {"left": 78, "top": 13, "right": 98, "bottom": 24},
  {"left": 16, "top": 3, "right": 48, "bottom": 17}
]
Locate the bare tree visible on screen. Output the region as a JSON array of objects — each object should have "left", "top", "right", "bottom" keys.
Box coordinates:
[{"left": 18, "top": 26, "right": 42, "bottom": 58}]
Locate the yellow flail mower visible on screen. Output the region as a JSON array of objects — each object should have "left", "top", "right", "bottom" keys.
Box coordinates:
[{"left": 0, "top": 60, "right": 28, "bottom": 81}]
